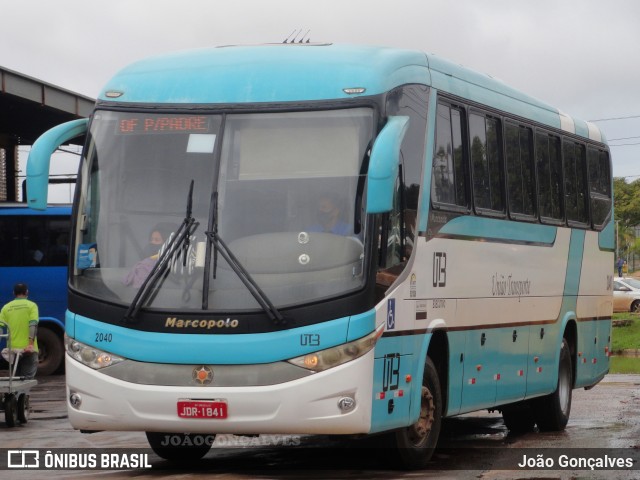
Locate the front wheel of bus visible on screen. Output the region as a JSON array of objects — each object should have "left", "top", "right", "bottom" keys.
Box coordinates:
[
  {"left": 146, "top": 432, "right": 214, "bottom": 462},
  {"left": 392, "top": 357, "right": 442, "bottom": 469},
  {"left": 534, "top": 338, "right": 572, "bottom": 431}
]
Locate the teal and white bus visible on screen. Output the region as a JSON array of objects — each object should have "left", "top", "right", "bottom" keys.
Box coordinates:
[{"left": 27, "top": 44, "right": 612, "bottom": 468}]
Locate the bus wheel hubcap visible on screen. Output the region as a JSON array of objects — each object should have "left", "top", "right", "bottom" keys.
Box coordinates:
[{"left": 409, "top": 386, "right": 435, "bottom": 445}]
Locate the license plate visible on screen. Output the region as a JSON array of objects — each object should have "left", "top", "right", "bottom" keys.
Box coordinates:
[{"left": 177, "top": 400, "right": 228, "bottom": 419}]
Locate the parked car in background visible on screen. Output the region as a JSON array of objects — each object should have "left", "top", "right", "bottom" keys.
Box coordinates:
[{"left": 613, "top": 277, "right": 640, "bottom": 313}]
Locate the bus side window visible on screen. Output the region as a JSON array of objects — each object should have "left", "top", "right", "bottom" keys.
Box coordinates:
[
  {"left": 536, "top": 132, "right": 563, "bottom": 224},
  {"left": 470, "top": 112, "right": 504, "bottom": 215},
  {"left": 587, "top": 147, "right": 612, "bottom": 230},
  {"left": 506, "top": 123, "right": 536, "bottom": 220},
  {"left": 563, "top": 141, "right": 589, "bottom": 226},
  {"left": 432, "top": 102, "right": 467, "bottom": 209}
]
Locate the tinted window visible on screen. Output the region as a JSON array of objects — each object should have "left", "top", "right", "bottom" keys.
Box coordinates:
[
  {"left": 432, "top": 102, "right": 467, "bottom": 208},
  {"left": 0, "top": 215, "right": 70, "bottom": 267},
  {"left": 505, "top": 123, "right": 535, "bottom": 217},
  {"left": 470, "top": 113, "right": 503, "bottom": 213},
  {"left": 588, "top": 147, "right": 612, "bottom": 228},
  {"left": 536, "top": 133, "right": 563, "bottom": 222},
  {"left": 563, "top": 141, "right": 589, "bottom": 225}
]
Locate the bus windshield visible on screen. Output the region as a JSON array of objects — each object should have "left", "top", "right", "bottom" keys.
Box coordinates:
[{"left": 72, "top": 108, "right": 374, "bottom": 312}]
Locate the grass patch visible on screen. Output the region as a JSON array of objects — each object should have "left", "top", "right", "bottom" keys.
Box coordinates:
[
  {"left": 611, "top": 313, "right": 640, "bottom": 352},
  {"left": 609, "top": 356, "right": 640, "bottom": 374},
  {"left": 610, "top": 313, "right": 640, "bottom": 373}
]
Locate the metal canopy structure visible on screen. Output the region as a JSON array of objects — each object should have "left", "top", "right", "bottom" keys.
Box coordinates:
[{"left": 0, "top": 66, "right": 94, "bottom": 201}]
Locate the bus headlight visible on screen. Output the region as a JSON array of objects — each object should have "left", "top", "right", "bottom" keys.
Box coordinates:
[
  {"left": 64, "top": 335, "right": 125, "bottom": 369},
  {"left": 287, "top": 324, "right": 384, "bottom": 372}
]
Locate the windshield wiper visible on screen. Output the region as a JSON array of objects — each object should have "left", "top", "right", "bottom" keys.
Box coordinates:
[
  {"left": 124, "top": 180, "right": 199, "bottom": 323},
  {"left": 204, "top": 227, "right": 286, "bottom": 326}
]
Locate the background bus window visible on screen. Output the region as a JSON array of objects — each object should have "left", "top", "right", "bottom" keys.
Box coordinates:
[
  {"left": 432, "top": 102, "right": 467, "bottom": 209},
  {"left": 0, "top": 216, "right": 70, "bottom": 267},
  {"left": 470, "top": 113, "right": 504, "bottom": 214},
  {"left": 563, "top": 141, "right": 589, "bottom": 226},
  {"left": 0, "top": 217, "right": 20, "bottom": 266},
  {"left": 536, "top": 132, "right": 563, "bottom": 223},
  {"left": 505, "top": 123, "right": 536, "bottom": 219}
]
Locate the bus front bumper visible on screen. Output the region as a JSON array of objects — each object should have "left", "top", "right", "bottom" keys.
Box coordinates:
[{"left": 65, "top": 351, "right": 374, "bottom": 435}]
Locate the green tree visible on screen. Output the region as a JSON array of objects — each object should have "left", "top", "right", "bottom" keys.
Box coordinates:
[
  {"left": 614, "top": 177, "right": 640, "bottom": 265},
  {"left": 614, "top": 177, "right": 640, "bottom": 227}
]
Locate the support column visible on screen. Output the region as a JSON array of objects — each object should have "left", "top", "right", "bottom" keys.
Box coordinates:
[{"left": 0, "top": 134, "right": 19, "bottom": 202}]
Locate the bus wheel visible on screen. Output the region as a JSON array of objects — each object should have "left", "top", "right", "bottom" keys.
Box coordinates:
[
  {"left": 534, "top": 338, "right": 572, "bottom": 431},
  {"left": 4, "top": 394, "right": 18, "bottom": 427},
  {"left": 392, "top": 357, "right": 442, "bottom": 469},
  {"left": 146, "top": 432, "right": 214, "bottom": 462},
  {"left": 17, "top": 394, "right": 30, "bottom": 424},
  {"left": 37, "top": 328, "right": 64, "bottom": 376},
  {"left": 501, "top": 401, "right": 536, "bottom": 433}
]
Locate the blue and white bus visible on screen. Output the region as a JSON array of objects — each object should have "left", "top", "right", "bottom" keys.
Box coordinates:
[
  {"left": 26, "top": 44, "right": 612, "bottom": 467},
  {"left": 0, "top": 204, "right": 71, "bottom": 376}
]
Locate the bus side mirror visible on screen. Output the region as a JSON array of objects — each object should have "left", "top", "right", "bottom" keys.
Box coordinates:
[
  {"left": 365, "top": 116, "right": 409, "bottom": 213},
  {"left": 27, "top": 119, "right": 88, "bottom": 210}
]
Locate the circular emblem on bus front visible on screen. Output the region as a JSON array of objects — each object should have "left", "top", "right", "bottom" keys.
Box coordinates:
[
  {"left": 299, "top": 254, "right": 310, "bottom": 265},
  {"left": 193, "top": 365, "right": 213, "bottom": 385},
  {"left": 298, "top": 232, "right": 310, "bottom": 244}
]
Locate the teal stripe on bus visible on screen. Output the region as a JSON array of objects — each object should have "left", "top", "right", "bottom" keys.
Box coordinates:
[
  {"left": 438, "top": 216, "right": 557, "bottom": 245},
  {"left": 68, "top": 309, "right": 376, "bottom": 365}
]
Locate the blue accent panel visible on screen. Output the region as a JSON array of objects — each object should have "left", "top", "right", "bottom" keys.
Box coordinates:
[
  {"left": 370, "top": 334, "right": 425, "bottom": 432},
  {"left": 72, "top": 313, "right": 368, "bottom": 364},
  {"left": 346, "top": 309, "right": 376, "bottom": 342},
  {"left": 418, "top": 88, "right": 439, "bottom": 233},
  {"left": 370, "top": 353, "right": 414, "bottom": 432},
  {"left": 407, "top": 331, "right": 431, "bottom": 423},
  {"left": 599, "top": 218, "right": 615, "bottom": 250},
  {"left": 564, "top": 230, "right": 585, "bottom": 298},
  {"left": 366, "top": 116, "right": 409, "bottom": 213},
  {"left": 27, "top": 119, "right": 88, "bottom": 210},
  {"left": 440, "top": 216, "right": 557, "bottom": 244},
  {"left": 65, "top": 310, "right": 76, "bottom": 336},
  {"left": 100, "top": 45, "right": 429, "bottom": 104},
  {"left": 370, "top": 333, "right": 431, "bottom": 431},
  {"left": 444, "top": 331, "right": 466, "bottom": 416}
]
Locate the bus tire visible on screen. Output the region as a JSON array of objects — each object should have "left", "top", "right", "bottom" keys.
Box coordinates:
[
  {"left": 533, "top": 338, "right": 572, "bottom": 431},
  {"left": 17, "top": 394, "right": 30, "bottom": 424},
  {"left": 37, "top": 327, "right": 64, "bottom": 376},
  {"left": 501, "top": 401, "right": 536, "bottom": 433},
  {"left": 391, "top": 357, "right": 442, "bottom": 469},
  {"left": 146, "top": 432, "right": 213, "bottom": 462},
  {"left": 4, "top": 394, "right": 18, "bottom": 427}
]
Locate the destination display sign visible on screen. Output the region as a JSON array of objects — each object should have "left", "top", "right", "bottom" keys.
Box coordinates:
[{"left": 117, "top": 115, "right": 210, "bottom": 134}]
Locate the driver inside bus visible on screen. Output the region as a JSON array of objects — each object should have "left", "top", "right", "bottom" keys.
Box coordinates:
[
  {"left": 307, "top": 195, "right": 351, "bottom": 236},
  {"left": 122, "top": 225, "right": 169, "bottom": 288}
]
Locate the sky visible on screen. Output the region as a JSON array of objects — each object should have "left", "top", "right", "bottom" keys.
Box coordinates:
[{"left": 2, "top": 0, "right": 640, "bottom": 196}]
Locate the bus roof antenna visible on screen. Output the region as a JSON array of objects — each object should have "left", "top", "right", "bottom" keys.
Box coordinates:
[
  {"left": 283, "top": 29, "right": 297, "bottom": 44},
  {"left": 299, "top": 30, "right": 311, "bottom": 43}
]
